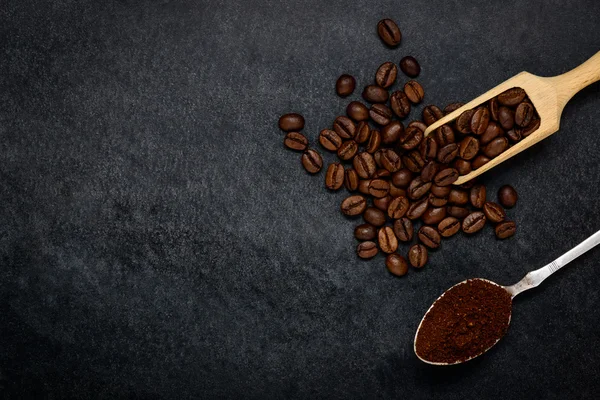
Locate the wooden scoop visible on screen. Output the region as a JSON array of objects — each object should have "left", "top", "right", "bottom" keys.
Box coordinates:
[{"left": 424, "top": 51, "right": 600, "bottom": 185}]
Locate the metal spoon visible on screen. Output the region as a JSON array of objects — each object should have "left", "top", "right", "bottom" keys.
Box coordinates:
[{"left": 414, "top": 229, "right": 600, "bottom": 365}]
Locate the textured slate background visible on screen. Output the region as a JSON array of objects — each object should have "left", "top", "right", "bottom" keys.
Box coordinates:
[{"left": 1, "top": 0, "right": 600, "bottom": 398}]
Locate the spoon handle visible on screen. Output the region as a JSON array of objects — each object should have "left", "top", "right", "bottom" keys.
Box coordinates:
[{"left": 506, "top": 230, "right": 600, "bottom": 298}]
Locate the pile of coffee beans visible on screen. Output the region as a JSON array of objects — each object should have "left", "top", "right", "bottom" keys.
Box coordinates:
[{"left": 279, "top": 18, "right": 527, "bottom": 277}]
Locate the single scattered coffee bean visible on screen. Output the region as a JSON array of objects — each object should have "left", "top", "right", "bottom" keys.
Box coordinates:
[
  {"left": 374, "top": 195, "right": 392, "bottom": 212},
  {"left": 438, "top": 217, "right": 461, "bottom": 237},
  {"left": 386, "top": 254, "right": 409, "bottom": 276},
  {"left": 447, "top": 205, "right": 470, "bottom": 219},
  {"left": 366, "top": 129, "right": 381, "bottom": 153},
  {"left": 471, "top": 154, "right": 490, "bottom": 170},
  {"left": 444, "top": 102, "right": 465, "bottom": 115},
  {"left": 388, "top": 196, "right": 410, "bottom": 219},
  {"left": 483, "top": 136, "right": 508, "bottom": 158},
  {"left": 418, "top": 226, "right": 441, "bottom": 249},
  {"left": 434, "top": 168, "right": 459, "bottom": 186},
  {"left": 498, "top": 185, "right": 518, "bottom": 208},
  {"left": 400, "top": 56, "right": 421, "bottom": 78},
  {"left": 422, "top": 105, "right": 443, "bottom": 126},
  {"left": 279, "top": 113, "right": 305, "bottom": 131},
  {"left": 462, "top": 211, "right": 486, "bottom": 234},
  {"left": 376, "top": 62, "right": 398, "bottom": 88},
  {"left": 515, "top": 102, "right": 534, "bottom": 127},
  {"left": 379, "top": 226, "right": 398, "bottom": 253},
  {"left": 498, "top": 87, "right": 526, "bottom": 106},
  {"left": 455, "top": 109, "right": 475, "bottom": 134},
  {"left": 483, "top": 202, "right": 506, "bottom": 223},
  {"left": 319, "top": 129, "right": 342, "bottom": 151},
  {"left": 498, "top": 106, "right": 515, "bottom": 130},
  {"left": 341, "top": 195, "right": 367, "bottom": 216},
  {"left": 437, "top": 143, "right": 459, "bottom": 164},
  {"left": 408, "top": 244, "right": 428, "bottom": 268},
  {"left": 357, "top": 241, "right": 378, "bottom": 259},
  {"left": 489, "top": 98, "right": 499, "bottom": 120},
  {"left": 325, "top": 162, "right": 345, "bottom": 190},
  {"left": 506, "top": 128, "right": 522, "bottom": 143},
  {"left": 469, "top": 184, "right": 486, "bottom": 208},
  {"left": 380, "top": 148, "right": 402, "bottom": 173},
  {"left": 364, "top": 207, "right": 386, "bottom": 227},
  {"left": 480, "top": 121, "right": 504, "bottom": 145},
  {"left": 402, "top": 151, "right": 425, "bottom": 173},
  {"left": 453, "top": 159, "right": 472, "bottom": 176},
  {"left": 448, "top": 188, "right": 469, "bottom": 205},
  {"left": 406, "top": 196, "right": 429, "bottom": 220},
  {"left": 369, "top": 179, "right": 390, "bottom": 198},
  {"left": 301, "top": 149, "right": 323, "bottom": 173},
  {"left": 337, "top": 140, "right": 358, "bottom": 160},
  {"left": 458, "top": 136, "right": 479, "bottom": 160},
  {"left": 434, "top": 125, "right": 455, "bottom": 147},
  {"left": 394, "top": 217, "right": 414, "bottom": 242},
  {"left": 408, "top": 176, "right": 432, "bottom": 199},
  {"left": 420, "top": 136, "right": 438, "bottom": 160},
  {"left": 420, "top": 160, "right": 440, "bottom": 182},
  {"left": 336, "top": 74, "right": 356, "bottom": 97},
  {"left": 347, "top": 101, "right": 369, "bottom": 121},
  {"left": 381, "top": 121, "right": 404, "bottom": 145},
  {"left": 521, "top": 118, "right": 540, "bottom": 137},
  {"left": 495, "top": 220, "right": 516, "bottom": 239},
  {"left": 389, "top": 182, "right": 407, "bottom": 198},
  {"left": 353, "top": 152, "right": 377, "bottom": 179},
  {"left": 362, "top": 85, "right": 389, "bottom": 104},
  {"left": 421, "top": 206, "right": 447, "bottom": 225},
  {"left": 470, "top": 106, "right": 490, "bottom": 135},
  {"left": 355, "top": 121, "right": 371, "bottom": 144},
  {"left": 344, "top": 168, "right": 359, "bottom": 192},
  {"left": 333, "top": 116, "right": 356, "bottom": 139},
  {"left": 429, "top": 194, "right": 448, "bottom": 207},
  {"left": 284, "top": 132, "right": 308, "bottom": 151},
  {"left": 355, "top": 223, "right": 377, "bottom": 240},
  {"left": 377, "top": 19, "right": 402, "bottom": 47},
  {"left": 404, "top": 80, "right": 425, "bottom": 104},
  {"left": 390, "top": 91, "right": 411, "bottom": 118},
  {"left": 398, "top": 125, "right": 423, "bottom": 150},
  {"left": 358, "top": 179, "right": 371, "bottom": 195},
  {"left": 370, "top": 104, "right": 393, "bottom": 125}
]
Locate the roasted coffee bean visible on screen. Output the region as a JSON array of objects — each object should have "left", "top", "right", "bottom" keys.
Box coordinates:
[
  {"left": 444, "top": 102, "right": 465, "bottom": 115},
  {"left": 400, "top": 56, "right": 421, "bottom": 78},
  {"left": 498, "top": 185, "right": 518, "bottom": 208},
  {"left": 447, "top": 205, "right": 470, "bottom": 219},
  {"left": 392, "top": 169, "right": 413, "bottom": 188},
  {"left": 374, "top": 195, "right": 392, "bottom": 212},
  {"left": 362, "top": 85, "right": 389, "bottom": 104},
  {"left": 389, "top": 182, "right": 407, "bottom": 198},
  {"left": 366, "top": 130, "right": 381, "bottom": 153},
  {"left": 515, "top": 102, "right": 534, "bottom": 127},
  {"left": 408, "top": 120, "right": 428, "bottom": 132},
  {"left": 462, "top": 211, "right": 486, "bottom": 234},
  {"left": 469, "top": 184, "right": 486, "bottom": 208},
  {"left": 408, "top": 177, "right": 432, "bottom": 199},
  {"left": 434, "top": 125, "right": 456, "bottom": 147},
  {"left": 390, "top": 91, "right": 411, "bottom": 118},
  {"left": 489, "top": 98, "right": 499, "bottom": 121},
  {"left": 408, "top": 244, "right": 428, "bottom": 268},
  {"left": 438, "top": 217, "right": 461, "bottom": 237},
  {"left": 429, "top": 194, "right": 448, "bottom": 207},
  {"left": 437, "top": 144, "right": 459, "bottom": 164},
  {"left": 284, "top": 132, "right": 308, "bottom": 151},
  {"left": 398, "top": 125, "right": 424, "bottom": 150},
  {"left": 381, "top": 121, "right": 404, "bottom": 144},
  {"left": 453, "top": 159, "right": 472, "bottom": 176},
  {"left": 506, "top": 128, "right": 522, "bottom": 143},
  {"left": 483, "top": 202, "right": 506, "bottom": 223},
  {"left": 373, "top": 148, "right": 383, "bottom": 168},
  {"left": 386, "top": 254, "right": 409, "bottom": 276},
  {"left": 333, "top": 116, "right": 356, "bottom": 139},
  {"left": 471, "top": 154, "right": 490, "bottom": 170},
  {"left": 377, "top": 19, "right": 402, "bottom": 47},
  {"left": 369, "top": 179, "right": 390, "bottom": 198},
  {"left": 341, "top": 195, "right": 367, "bottom": 216},
  {"left": 480, "top": 121, "right": 504, "bottom": 145},
  {"left": 421, "top": 206, "right": 447, "bottom": 225},
  {"left": 364, "top": 207, "right": 386, "bottom": 227},
  {"left": 431, "top": 184, "right": 451, "bottom": 198},
  {"left": 376, "top": 62, "right": 398, "bottom": 88},
  {"left": 404, "top": 80, "right": 425, "bottom": 104},
  {"left": 495, "top": 220, "right": 516, "bottom": 239},
  {"left": 394, "top": 217, "right": 414, "bottom": 242},
  {"left": 370, "top": 104, "right": 393, "bottom": 125},
  {"left": 301, "top": 149, "right": 323, "bottom": 173},
  {"left": 498, "top": 87, "right": 526, "bottom": 106},
  {"left": 455, "top": 109, "right": 475, "bottom": 134},
  {"left": 470, "top": 106, "right": 490, "bottom": 135},
  {"left": 357, "top": 241, "right": 378, "bottom": 259},
  {"left": 422, "top": 105, "right": 443, "bottom": 126},
  {"left": 483, "top": 136, "right": 508, "bottom": 158},
  {"left": 353, "top": 152, "right": 377, "bottom": 179},
  {"left": 420, "top": 136, "right": 438, "bottom": 160},
  {"left": 420, "top": 161, "right": 440, "bottom": 182},
  {"left": 336, "top": 74, "right": 356, "bottom": 97},
  {"left": 448, "top": 188, "right": 469, "bottom": 205},
  {"left": 406, "top": 197, "right": 429, "bottom": 220},
  {"left": 458, "top": 136, "right": 479, "bottom": 160},
  {"left": 402, "top": 151, "right": 425, "bottom": 173},
  {"left": 337, "top": 140, "right": 358, "bottom": 160},
  {"left": 388, "top": 196, "right": 409, "bottom": 219},
  {"left": 434, "top": 168, "right": 459, "bottom": 186},
  {"left": 355, "top": 122, "right": 371, "bottom": 144},
  {"left": 380, "top": 149, "right": 402, "bottom": 173},
  {"left": 358, "top": 179, "right": 371, "bottom": 195},
  {"left": 355, "top": 223, "right": 377, "bottom": 240},
  {"left": 374, "top": 169, "right": 391, "bottom": 179},
  {"left": 347, "top": 101, "right": 369, "bottom": 122},
  {"left": 521, "top": 118, "right": 540, "bottom": 137},
  {"left": 418, "top": 226, "right": 441, "bottom": 249},
  {"left": 344, "top": 168, "right": 359, "bottom": 192},
  {"left": 279, "top": 113, "right": 305, "bottom": 131},
  {"left": 319, "top": 129, "right": 342, "bottom": 151},
  {"left": 325, "top": 162, "right": 345, "bottom": 190},
  {"left": 378, "top": 226, "right": 398, "bottom": 253},
  {"left": 498, "top": 106, "right": 515, "bottom": 130}
]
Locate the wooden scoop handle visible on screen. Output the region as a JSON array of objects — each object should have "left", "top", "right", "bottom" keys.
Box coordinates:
[{"left": 548, "top": 51, "right": 600, "bottom": 110}]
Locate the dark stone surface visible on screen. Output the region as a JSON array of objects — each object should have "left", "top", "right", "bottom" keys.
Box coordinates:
[{"left": 1, "top": 0, "right": 600, "bottom": 398}]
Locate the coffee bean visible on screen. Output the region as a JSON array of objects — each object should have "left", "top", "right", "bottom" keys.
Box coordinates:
[
  {"left": 418, "top": 226, "right": 441, "bottom": 249},
  {"left": 325, "top": 162, "right": 345, "bottom": 190},
  {"left": 402, "top": 151, "right": 426, "bottom": 173},
  {"left": 386, "top": 254, "right": 409, "bottom": 276},
  {"left": 392, "top": 169, "right": 413, "bottom": 188},
  {"left": 408, "top": 176, "right": 432, "bottom": 199},
  {"left": 420, "top": 136, "right": 438, "bottom": 160},
  {"left": 498, "top": 106, "right": 515, "bottom": 130},
  {"left": 434, "top": 168, "right": 459, "bottom": 187},
  {"left": 347, "top": 101, "right": 369, "bottom": 122},
  {"left": 301, "top": 149, "right": 323, "bottom": 173},
  {"left": 370, "top": 104, "right": 393, "bottom": 125},
  {"left": 429, "top": 194, "right": 448, "bottom": 207},
  {"left": 404, "top": 80, "right": 425, "bottom": 104},
  {"left": 341, "top": 195, "right": 367, "bottom": 216},
  {"left": 462, "top": 211, "right": 486, "bottom": 234},
  {"left": 434, "top": 125, "right": 456, "bottom": 147},
  {"left": 406, "top": 197, "right": 429, "bottom": 220},
  {"left": 389, "top": 182, "right": 407, "bottom": 198},
  {"left": 431, "top": 184, "right": 450, "bottom": 198},
  {"left": 495, "top": 220, "right": 516, "bottom": 239},
  {"left": 358, "top": 179, "right": 371, "bottom": 195},
  {"left": 453, "top": 159, "right": 472, "bottom": 176},
  {"left": 394, "top": 217, "right": 414, "bottom": 241},
  {"left": 458, "top": 136, "right": 479, "bottom": 160},
  {"left": 364, "top": 207, "right": 386, "bottom": 227},
  {"left": 498, "top": 185, "right": 518, "bottom": 208},
  {"left": 390, "top": 91, "right": 411, "bottom": 118},
  {"left": 336, "top": 74, "right": 356, "bottom": 97},
  {"left": 455, "top": 109, "right": 475, "bottom": 134},
  {"left": 380, "top": 148, "right": 402, "bottom": 173},
  {"left": 447, "top": 205, "right": 470, "bottom": 219},
  {"left": 448, "top": 188, "right": 469, "bottom": 205},
  {"left": 284, "top": 132, "right": 308, "bottom": 151},
  {"left": 409, "top": 120, "right": 428, "bottom": 132},
  {"left": 515, "top": 102, "right": 534, "bottom": 127},
  {"left": 444, "top": 102, "right": 465, "bottom": 115},
  {"left": 319, "top": 129, "right": 342, "bottom": 151},
  {"left": 506, "top": 128, "right": 522, "bottom": 143},
  {"left": 355, "top": 223, "right": 377, "bottom": 240},
  {"left": 521, "top": 118, "right": 540, "bottom": 137},
  {"left": 420, "top": 160, "right": 440, "bottom": 182},
  {"left": 489, "top": 98, "right": 499, "bottom": 121},
  {"left": 352, "top": 152, "right": 376, "bottom": 179},
  {"left": 438, "top": 217, "right": 461, "bottom": 237},
  {"left": 480, "top": 122, "right": 504, "bottom": 145},
  {"left": 388, "top": 196, "right": 409, "bottom": 219},
  {"left": 357, "top": 241, "right": 378, "bottom": 259},
  {"left": 374, "top": 195, "right": 392, "bottom": 211},
  {"left": 400, "top": 56, "right": 421, "bottom": 78},
  {"left": 399, "top": 125, "right": 424, "bottom": 150},
  {"left": 422, "top": 105, "right": 443, "bottom": 126},
  {"left": 374, "top": 169, "right": 391, "bottom": 178},
  {"left": 498, "top": 87, "right": 526, "bottom": 106},
  {"left": 381, "top": 121, "right": 404, "bottom": 144},
  {"left": 483, "top": 136, "right": 508, "bottom": 158},
  {"left": 471, "top": 154, "right": 490, "bottom": 170},
  {"left": 362, "top": 85, "right": 389, "bottom": 104},
  {"left": 469, "top": 184, "right": 486, "bottom": 208},
  {"left": 354, "top": 122, "right": 370, "bottom": 144},
  {"left": 333, "top": 116, "right": 356, "bottom": 139},
  {"left": 470, "top": 106, "right": 490, "bottom": 135},
  {"left": 344, "top": 168, "right": 359, "bottom": 192},
  {"left": 483, "top": 202, "right": 506, "bottom": 223},
  {"left": 279, "top": 113, "right": 305, "bottom": 131},
  {"left": 376, "top": 62, "right": 398, "bottom": 88},
  {"left": 437, "top": 143, "right": 459, "bottom": 164},
  {"left": 369, "top": 179, "right": 390, "bottom": 198},
  {"left": 408, "top": 244, "right": 428, "bottom": 268},
  {"left": 366, "top": 130, "right": 382, "bottom": 153},
  {"left": 421, "top": 206, "right": 447, "bottom": 225},
  {"left": 337, "top": 140, "right": 358, "bottom": 160},
  {"left": 378, "top": 226, "right": 398, "bottom": 253},
  {"left": 377, "top": 19, "right": 402, "bottom": 47}
]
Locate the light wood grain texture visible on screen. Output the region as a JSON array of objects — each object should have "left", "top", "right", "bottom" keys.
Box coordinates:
[{"left": 423, "top": 51, "right": 600, "bottom": 185}]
